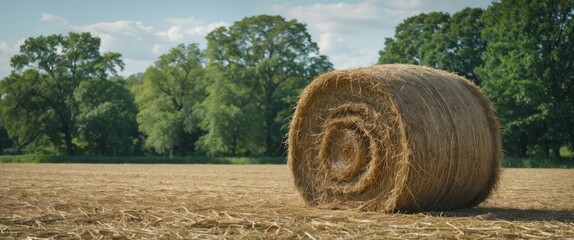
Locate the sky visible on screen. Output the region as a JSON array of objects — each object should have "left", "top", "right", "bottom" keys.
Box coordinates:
[{"left": 0, "top": 0, "right": 493, "bottom": 79}]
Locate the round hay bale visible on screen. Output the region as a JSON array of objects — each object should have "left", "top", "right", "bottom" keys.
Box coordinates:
[{"left": 287, "top": 64, "right": 502, "bottom": 212}]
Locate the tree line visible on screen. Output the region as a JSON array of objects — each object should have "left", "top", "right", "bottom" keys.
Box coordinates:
[
  {"left": 379, "top": 0, "right": 573, "bottom": 158},
  {"left": 1, "top": 0, "right": 573, "bottom": 158},
  {"left": 0, "top": 15, "right": 332, "bottom": 157}
]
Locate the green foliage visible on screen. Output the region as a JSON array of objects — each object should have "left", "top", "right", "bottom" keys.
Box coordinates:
[
  {"left": 378, "top": 12, "right": 450, "bottom": 65},
  {"left": 561, "top": 146, "right": 574, "bottom": 158},
  {"left": 75, "top": 77, "right": 138, "bottom": 155},
  {"left": 3, "top": 154, "right": 572, "bottom": 168},
  {"left": 0, "top": 155, "right": 46, "bottom": 163},
  {"left": 203, "top": 15, "right": 333, "bottom": 156},
  {"left": 0, "top": 155, "right": 285, "bottom": 164},
  {"left": 135, "top": 43, "right": 205, "bottom": 156},
  {"left": 378, "top": 9, "right": 485, "bottom": 83},
  {"left": 2, "top": 7, "right": 570, "bottom": 163},
  {"left": 195, "top": 65, "right": 265, "bottom": 156},
  {"left": 477, "top": 0, "right": 574, "bottom": 157},
  {"left": 0, "top": 32, "right": 128, "bottom": 155},
  {"left": 503, "top": 157, "right": 574, "bottom": 169},
  {"left": 379, "top": 3, "right": 573, "bottom": 158},
  {"left": 423, "top": 8, "right": 486, "bottom": 83}
]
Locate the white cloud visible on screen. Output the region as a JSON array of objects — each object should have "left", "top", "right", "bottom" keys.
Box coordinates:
[
  {"left": 0, "top": 41, "right": 12, "bottom": 52},
  {"left": 28, "top": 13, "right": 230, "bottom": 76},
  {"left": 285, "top": 1, "right": 415, "bottom": 34},
  {"left": 8, "top": 14, "right": 162, "bottom": 75},
  {"left": 386, "top": 0, "right": 492, "bottom": 12},
  {"left": 329, "top": 49, "right": 379, "bottom": 69},
  {"left": 185, "top": 22, "right": 228, "bottom": 36},
  {"left": 267, "top": 0, "right": 488, "bottom": 70},
  {"left": 262, "top": 0, "right": 491, "bottom": 70},
  {"left": 79, "top": 20, "right": 153, "bottom": 37},
  {"left": 157, "top": 17, "right": 228, "bottom": 44},
  {"left": 40, "top": 13, "right": 69, "bottom": 25},
  {"left": 163, "top": 25, "right": 184, "bottom": 42},
  {"left": 1, "top": 1, "right": 493, "bottom": 79},
  {"left": 318, "top": 32, "right": 347, "bottom": 53},
  {"left": 273, "top": 1, "right": 404, "bottom": 69},
  {"left": 77, "top": 20, "right": 160, "bottom": 63},
  {"left": 152, "top": 44, "right": 163, "bottom": 55},
  {"left": 317, "top": 33, "right": 379, "bottom": 69},
  {"left": 38, "top": 14, "right": 158, "bottom": 58}
]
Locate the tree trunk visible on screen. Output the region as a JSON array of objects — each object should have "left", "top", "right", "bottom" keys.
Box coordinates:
[
  {"left": 553, "top": 146, "right": 562, "bottom": 159},
  {"left": 542, "top": 142, "right": 550, "bottom": 158},
  {"left": 264, "top": 103, "right": 276, "bottom": 156},
  {"left": 63, "top": 125, "right": 74, "bottom": 156},
  {"left": 518, "top": 134, "right": 528, "bottom": 158},
  {"left": 178, "top": 134, "right": 184, "bottom": 157},
  {"left": 265, "top": 123, "right": 273, "bottom": 156},
  {"left": 263, "top": 82, "right": 276, "bottom": 156},
  {"left": 231, "top": 131, "right": 238, "bottom": 156}
]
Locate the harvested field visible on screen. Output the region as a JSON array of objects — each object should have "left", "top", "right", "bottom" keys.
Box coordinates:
[{"left": 0, "top": 164, "right": 573, "bottom": 239}]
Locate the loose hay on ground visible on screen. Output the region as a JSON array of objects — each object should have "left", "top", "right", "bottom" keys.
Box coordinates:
[
  {"left": 288, "top": 64, "right": 502, "bottom": 212},
  {"left": 0, "top": 164, "right": 572, "bottom": 239}
]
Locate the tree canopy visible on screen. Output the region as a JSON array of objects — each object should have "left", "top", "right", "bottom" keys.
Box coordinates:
[
  {"left": 1, "top": 7, "right": 572, "bottom": 159},
  {"left": 201, "top": 15, "right": 333, "bottom": 156},
  {"left": 75, "top": 77, "right": 138, "bottom": 155},
  {"left": 378, "top": 12, "right": 450, "bottom": 65},
  {"left": 0, "top": 32, "right": 130, "bottom": 155},
  {"left": 378, "top": 1, "right": 573, "bottom": 158},
  {"left": 378, "top": 8, "right": 485, "bottom": 83},
  {"left": 135, "top": 43, "right": 205, "bottom": 156},
  {"left": 477, "top": 0, "right": 574, "bottom": 157}
]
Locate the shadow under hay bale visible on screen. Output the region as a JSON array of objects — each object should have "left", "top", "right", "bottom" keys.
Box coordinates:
[{"left": 288, "top": 64, "right": 502, "bottom": 212}]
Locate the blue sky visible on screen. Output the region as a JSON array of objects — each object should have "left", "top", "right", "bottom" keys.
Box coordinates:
[{"left": 0, "top": 0, "right": 492, "bottom": 79}]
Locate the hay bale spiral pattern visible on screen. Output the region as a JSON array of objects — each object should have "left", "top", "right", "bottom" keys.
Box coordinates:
[{"left": 288, "top": 64, "right": 502, "bottom": 212}]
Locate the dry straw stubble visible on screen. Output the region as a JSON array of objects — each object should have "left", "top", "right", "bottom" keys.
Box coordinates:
[{"left": 288, "top": 64, "right": 502, "bottom": 212}]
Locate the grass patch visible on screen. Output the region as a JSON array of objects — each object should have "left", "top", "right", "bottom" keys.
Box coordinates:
[
  {"left": 2, "top": 155, "right": 572, "bottom": 168},
  {"left": 0, "top": 155, "right": 286, "bottom": 164},
  {"left": 503, "top": 156, "right": 574, "bottom": 168}
]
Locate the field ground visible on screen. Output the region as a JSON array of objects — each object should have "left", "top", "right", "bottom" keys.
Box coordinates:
[
  {"left": 1, "top": 155, "right": 573, "bottom": 168},
  {"left": 0, "top": 164, "right": 573, "bottom": 239}
]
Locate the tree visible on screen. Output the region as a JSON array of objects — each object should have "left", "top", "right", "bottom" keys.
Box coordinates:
[
  {"left": 423, "top": 8, "right": 486, "bottom": 83},
  {"left": 204, "top": 15, "right": 333, "bottom": 156},
  {"left": 195, "top": 64, "right": 265, "bottom": 156},
  {"left": 378, "top": 9, "right": 486, "bottom": 84},
  {"left": 124, "top": 73, "right": 147, "bottom": 154},
  {"left": 0, "top": 32, "right": 124, "bottom": 155},
  {"left": 136, "top": 43, "right": 205, "bottom": 156},
  {"left": 378, "top": 12, "right": 450, "bottom": 65},
  {"left": 125, "top": 72, "right": 144, "bottom": 91},
  {"left": 75, "top": 77, "right": 138, "bottom": 155},
  {"left": 477, "top": 0, "right": 574, "bottom": 157}
]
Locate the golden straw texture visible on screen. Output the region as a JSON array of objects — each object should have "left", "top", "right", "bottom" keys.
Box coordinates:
[{"left": 288, "top": 64, "right": 502, "bottom": 212}]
